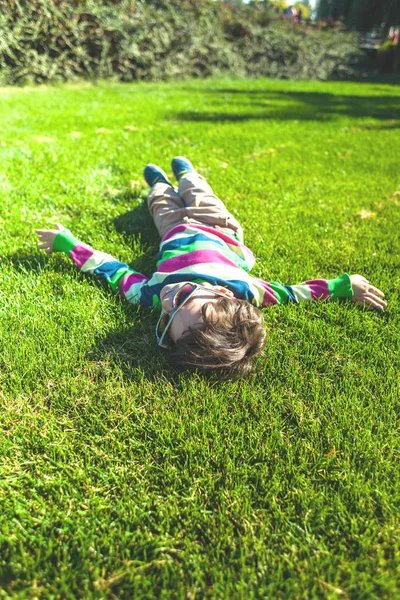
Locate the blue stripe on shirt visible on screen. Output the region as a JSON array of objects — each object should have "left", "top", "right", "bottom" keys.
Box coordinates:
[
  {"left": 93, "top": 260, "right": 130, "bottom": 279},
  {"left": 283, "top": 285, "right": 298, "bottom": 304}
]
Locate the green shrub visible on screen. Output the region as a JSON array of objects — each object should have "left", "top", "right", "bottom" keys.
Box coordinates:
[
  {"left": 233, "top": 24, "right": 360, "bottom": 80},
  {"left": 0, "top": 0, "right": 361, "bottom": 84}
]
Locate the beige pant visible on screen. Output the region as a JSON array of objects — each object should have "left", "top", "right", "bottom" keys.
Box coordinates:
[{"left": 147, "top": 173, "right": 244, "bottom": 242}]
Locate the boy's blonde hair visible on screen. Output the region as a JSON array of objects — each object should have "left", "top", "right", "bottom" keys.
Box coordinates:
[{"left": 167, "top": 297, "right": 266, "bottom": 376}]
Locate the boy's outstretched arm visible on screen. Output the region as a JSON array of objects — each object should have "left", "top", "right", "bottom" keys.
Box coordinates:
[
  {"left": 254, "top": 273, "right": 386, "bottom": 311},
  {"left": 35, "top": 223, "right": 152, "bottom": 306}
]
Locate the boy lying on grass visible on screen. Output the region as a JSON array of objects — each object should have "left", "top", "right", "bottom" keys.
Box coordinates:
[{"left": 36, "top": 157, "right": 387, "bottom": 376}]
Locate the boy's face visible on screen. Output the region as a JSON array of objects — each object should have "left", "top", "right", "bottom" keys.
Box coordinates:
[{"left": 160, "top": 282, "right": 234, "bottom": 343}]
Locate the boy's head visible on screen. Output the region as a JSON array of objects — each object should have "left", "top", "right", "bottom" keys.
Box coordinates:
[{"left": 158, "top": 282, "right": 267, "bottom": 376}]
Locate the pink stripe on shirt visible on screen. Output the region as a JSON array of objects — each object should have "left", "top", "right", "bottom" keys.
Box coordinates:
[
  {"left": 187, "top": 224, "right": 242, "bottom": 245},
  {"left": 70, "top": 244, "right": 93, "bottom": 268},
  {"left": 157, "top": 249, "right": 237, "bottom": 273},
  {"left": 162, "top": 224, "right": 190, "bottom": 242},
  {"left": 306, "top": 279, "right": 330, "bottom": 300},
  {"left": 120, "top": 273, "right": 148, "bottom": 296},
  {"left": 255, "top": 279, "right": 279, "bottom": 306}
]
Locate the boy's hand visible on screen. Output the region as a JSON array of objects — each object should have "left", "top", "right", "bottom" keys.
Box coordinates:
[
  {"left": 35, "top": 223, "right": 65, "bottom": 254},
  {"left": 350, "top": 274, "right": 387, "bottom": 311}
]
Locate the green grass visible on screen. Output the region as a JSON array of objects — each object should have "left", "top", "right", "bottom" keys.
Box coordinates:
[{"left": 0, "top": 77, "right": 399, "bottom": 599}]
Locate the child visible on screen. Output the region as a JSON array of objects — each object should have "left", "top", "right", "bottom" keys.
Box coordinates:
[{"left": 36, "top": 157, "right": 387, "bottom": 375}]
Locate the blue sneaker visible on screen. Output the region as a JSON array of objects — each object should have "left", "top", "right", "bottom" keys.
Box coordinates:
[
  {"left": 143, "top": 164, "right": 172, "bottom": 187},
  {"left": 171, "top": 156, "right": 194, "bottom": 182}
]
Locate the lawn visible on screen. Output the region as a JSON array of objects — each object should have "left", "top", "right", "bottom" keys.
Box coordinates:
[{"left": 0, "top": 77, "right": 399, "bottom": 599}]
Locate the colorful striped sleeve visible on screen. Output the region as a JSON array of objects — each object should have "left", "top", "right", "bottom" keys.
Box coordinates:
[
  {"left": 52, "top": 228, "right": 149, "bottom": 305},
  {"left": 254, "top": 274, "right": 354, "bottom": 307}
]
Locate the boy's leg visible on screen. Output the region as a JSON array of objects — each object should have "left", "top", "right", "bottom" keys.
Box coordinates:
[
  {"left": 178, "top": 172, "right": 244, "bottom": 242},
  {"left": 147, "top": 183, "right": 186, "bottom": 239},
  {"left": 144, "top": 163, "right": 188, "bottom": 239}
]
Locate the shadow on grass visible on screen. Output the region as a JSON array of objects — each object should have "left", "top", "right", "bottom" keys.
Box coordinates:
[
  {"left": 5, "top": 249, "right": 227, "bottom": 386},
  {"left": 111, "top": 195, "right": 163, "bottom": 274},
  {"left": 173, "top": 88, "right": 400, "bottom": 124},
  {"left": 3, "top": 251, "right": 74, "bottom": 275},
  {"left": 113, "top": 196, "right": 159, "bottom": 248},
  {"left": 86, "top": 322, "right": 239, "bottom": 389},
  {"left": 5, "top": 254, "right": 158, "bottom": 378},
  {"left": 350, "top": 73, "right": 400, "bottom": 85},
  {"left": 88, "top": 318, "right": 175, "bottom": 383},
  {"left": 5, "top": 196, "right": 188, "bottom": 386}
]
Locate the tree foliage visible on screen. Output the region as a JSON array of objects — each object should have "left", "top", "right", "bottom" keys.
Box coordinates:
[
  {"left": 317, "top": 0, "right": 400, "bottom": 32},
  {"left": 0, "top": 0, "right": 361, "bottom": 85}
]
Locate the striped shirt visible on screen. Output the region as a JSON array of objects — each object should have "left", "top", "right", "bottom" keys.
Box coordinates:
[{"left": 53, "top": 224, "right": 354, "bottom": 307}]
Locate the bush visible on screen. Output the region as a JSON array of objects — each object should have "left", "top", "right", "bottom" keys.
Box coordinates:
[
  {"left": 0, "top": 0, "right": 361, "bottom": 85},
  {"left": 233, "top": 24, "right": 361, "bottom": 80}
]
